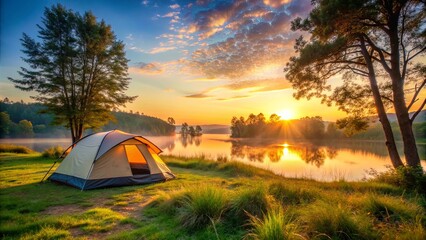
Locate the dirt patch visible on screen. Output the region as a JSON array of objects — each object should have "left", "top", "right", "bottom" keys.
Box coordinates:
[
  {"left": 70, "top": 223, "right": 135, "bottom": 240},
  {"left": 111, "top": 196, "right": 155, "bottom": 220},
  {"left": 42, "top": 204, "right": 85, "bottom": 215}
]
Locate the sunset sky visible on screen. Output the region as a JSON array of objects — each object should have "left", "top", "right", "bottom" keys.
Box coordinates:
[{"left": 0, "top": 0, "right": 423, "bottom": 125}]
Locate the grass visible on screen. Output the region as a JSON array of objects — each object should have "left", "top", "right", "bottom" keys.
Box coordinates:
[
  {"left": 247, "top": 207, "right": 300, "bottom": 240},
  {"left": 42, "top": 145, "right": 65, "bottom": 158},
  {"left": 0, "top": 144, "right": 34, "bottom": 154},
  {"left": 0, "top": 152, "right": 425, "bottom": 239}
]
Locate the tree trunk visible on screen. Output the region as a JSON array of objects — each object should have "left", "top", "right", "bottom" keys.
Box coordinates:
[
  {"left": 391, "top": 74, "right": 421, "bottom": 167},
  {"left": 360, "top": 38, "right": 404, "bottom": 168},
  {"left": 387, "top": 12, "right": 421, "bottom": 167}
]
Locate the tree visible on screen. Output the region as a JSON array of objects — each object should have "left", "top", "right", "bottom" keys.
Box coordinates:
[
  {"left": 181, "top": 122, "right": 189, "bottom": 136},
  {"left": 17, "top": 120, "right": 34, "bottom": 138},
  {"left": 285, "top": 0, "right": 425, "bottom": 168},
  {"left": 167, "top": 117, "right": 175, "bottom": 125},
  {"left": 195, "top": 125, "right": 202, "bottom": 136},
  {"left": 9, "top": 4, "right": 135, "bottom": 142},
  {"left": 0, "top": 112, "right": 12, "bottom": 137}
]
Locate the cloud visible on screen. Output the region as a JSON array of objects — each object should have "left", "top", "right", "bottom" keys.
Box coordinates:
[
  {"left": 263, "top": 0, "right": 292, "bottom": 8},
  {"left": 185, "top": 78, "right": 292, "bottom": 100},
  {"left": 130, "top": 62, "right": 163, "bottom": 74},
  {"left": 220, "top": 78, "right": 292, "bottom": 92},
  {"left": 148, "top": 46, "right": 176, "bottom": 54},
  {"left": 176, "top": 0, "right": 312, "bottom": 78},
  {"left": 185, "top": 93, "right": 211, "bottom": 98},
  {"left": 162, "top": 11, "right": 180, "bottom": 18},
  {"left": 170, "top": 4, "right": 180, "bottom": 9},
  {"left": 126, "top": 34, "right": 134, "bottom": 40},
  {"left": 217, "top": 95, "right": 250, "bottom": 101},
  {"left": 141, "top": 0, "right": 149, "bottom": 6}
]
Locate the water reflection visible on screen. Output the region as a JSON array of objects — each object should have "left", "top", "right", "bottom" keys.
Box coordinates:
[
  {"left": 230, "top": 142, "right": 339, "bottom": 167},
  {"left": 179, "top": 135, "right": 202, "bottom": 147}
]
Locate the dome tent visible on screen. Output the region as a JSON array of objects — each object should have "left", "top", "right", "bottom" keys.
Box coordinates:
[{"left": 49, "top": 130, "right": 175, "bottom": 190}]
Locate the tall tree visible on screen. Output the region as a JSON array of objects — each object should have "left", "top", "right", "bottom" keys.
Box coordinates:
[
  {"left": 9, "top": 4, "right": 136, "bottom": 142},
  {"left": 285, "top": 0, "right": 425, "bottom": 168}
]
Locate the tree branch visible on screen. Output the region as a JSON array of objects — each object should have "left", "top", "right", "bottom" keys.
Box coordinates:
[
  {"left": 407, "top": 79, "right": 426, "bottom": 110},
  {"left": 407, "top": 45, "right": 426, "bottom": 62},
  {"left": 410, "top": 98, "right": 426, "bottom": 123},
  {"left": 362, "top": 34, "right": 392, "bottom": 73}
]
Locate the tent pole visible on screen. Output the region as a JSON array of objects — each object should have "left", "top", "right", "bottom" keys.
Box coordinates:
[{"left": 40, "top": 161, "right": 57, "bottom": 183}]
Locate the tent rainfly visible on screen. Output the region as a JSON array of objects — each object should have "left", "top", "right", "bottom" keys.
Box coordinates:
[{"left": 48, "top": 130, "right": 175, "bottom": 190}]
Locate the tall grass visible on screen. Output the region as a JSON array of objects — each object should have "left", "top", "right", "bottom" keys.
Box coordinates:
[
  {"left": 42, "top": 146, "right": 64, "bottom": 158},
  {"left": 302, "top": 201, "right": 376, "bottom": 240},
  {"left": 362, "top": 195, "right": 423, "bottom": 223},
  {"left": 230, "top": 185, "right": 272, "bottom": 220},
  {"left": 268, "top": 182, "right": 315, "bottom": 205},
  {"left": 0, "top": 144, "right": 33, "bottom": 154},
  {"left": 179, "top": 185, "right": 229, "bottom": 230},
  {"left": 246, "top": 207, "right": 300, "bottom": 240}
]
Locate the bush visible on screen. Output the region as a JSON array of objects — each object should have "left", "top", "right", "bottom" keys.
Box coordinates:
[
  {"left": 179, "top": 185, "right": 228, "bottom": 230},
  {"left": 246, "top": 207, "right": 300, "bottom": 240},
  {"left": 42, "top": 146, "right": 64, "bottom": 159},
  {"left": 366, "top": 166, "right": 426, "bottom": 195},
  {"left": 0, "top": 144, "right": 33, "bottom": 154}
]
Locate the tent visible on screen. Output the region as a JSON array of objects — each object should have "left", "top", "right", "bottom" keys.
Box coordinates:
[{"left": 48, "top": 130, "right": 175, "bottom": 190}]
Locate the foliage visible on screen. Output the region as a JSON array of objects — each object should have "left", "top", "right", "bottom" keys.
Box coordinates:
[
  {"left": 0, "top": 144, "right": 33, "bottom": 154},
  {"left": 285, "top": 0, "right": 425, "bottom": 168},
  {"left": 42, "top": 146, "right": 65, "bottom": 159},
  {"left": 9, "top": 4, "right": 136, "bottom": 142},
  {"left": 366, "top": 166, "right": 426, "bottom": 195},
  {"left": 231, "top": 113, "right": 337, "bottom": 139},
  {"left": 180, "top": 122, "right": 202, "bottom": 137},
  {"left": 0, "top": 101, "right": 175, "bottom": 137}
]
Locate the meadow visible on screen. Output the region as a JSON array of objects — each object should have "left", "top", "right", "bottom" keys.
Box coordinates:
[{"left": 0, "top": 149, "right": 425, "bottom": 239}]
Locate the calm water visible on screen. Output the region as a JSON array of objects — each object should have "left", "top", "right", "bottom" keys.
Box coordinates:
[{"left": 1, "top": 134, "right": 425, "bottom": 181}]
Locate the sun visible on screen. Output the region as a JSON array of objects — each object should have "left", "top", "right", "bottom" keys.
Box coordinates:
[{"left": 278, "top": 109, "right": 295, "bottom": 120}]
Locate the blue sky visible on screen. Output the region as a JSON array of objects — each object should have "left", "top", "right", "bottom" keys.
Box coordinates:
[{"left": 0, "top": 0, "right": 357, "bottom": 124}]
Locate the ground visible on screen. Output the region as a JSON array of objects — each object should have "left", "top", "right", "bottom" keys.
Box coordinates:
[{"left": 0, "top": 153, "right": 425, "bottom": 239}]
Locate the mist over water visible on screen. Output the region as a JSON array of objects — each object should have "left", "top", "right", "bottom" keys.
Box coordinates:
[{"left": 2, "top": 134, "right": 425, "bottom": 181}]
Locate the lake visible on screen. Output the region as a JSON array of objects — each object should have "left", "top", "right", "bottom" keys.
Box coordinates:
[{"left": 1, "top": 134, "right": 425, "bottom": 181}]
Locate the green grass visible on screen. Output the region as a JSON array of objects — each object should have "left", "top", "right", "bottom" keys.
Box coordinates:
[
  {"left": 41, "top": 145, "right": 65, "bottom": 159},
  {"left": 0, "top": 144, "right": 34, "bottom": 154},
  {"left": 0, "top": 152, "right": 425, "bottom": 239},
  {"left": 247, "top": 207, "right": 300, "bottom": 240}
]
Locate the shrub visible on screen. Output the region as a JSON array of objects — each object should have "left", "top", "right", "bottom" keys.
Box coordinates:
[
  {"left": 246, "top": 207, "right": 300, "bottom": 240},
  {"left": 268, "top": 182, "right": 315, "bottom": 205},
  {"left": 366, "top": 166, "right": 426, "bottom": 194},
  {"left": 42, "top": 146, "right": 64, "bottom": 159},
  {"left": 0, "top": 144, "right": 33, "bottom": 154},
  {"left": 179, "top": 185, "right": 228, "bottom": 230}
]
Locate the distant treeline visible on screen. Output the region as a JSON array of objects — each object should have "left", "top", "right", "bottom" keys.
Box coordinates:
[
  {"left": 230, "top": 113, "right": 426, "bottom": 141},
  {"left": 0, "top": 100, "right": 175, "bottom": 138}
]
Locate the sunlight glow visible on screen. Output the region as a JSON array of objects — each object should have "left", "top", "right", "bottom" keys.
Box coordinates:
[{"left": 278, "top": 109, "right": 295, "bottom": 120}]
